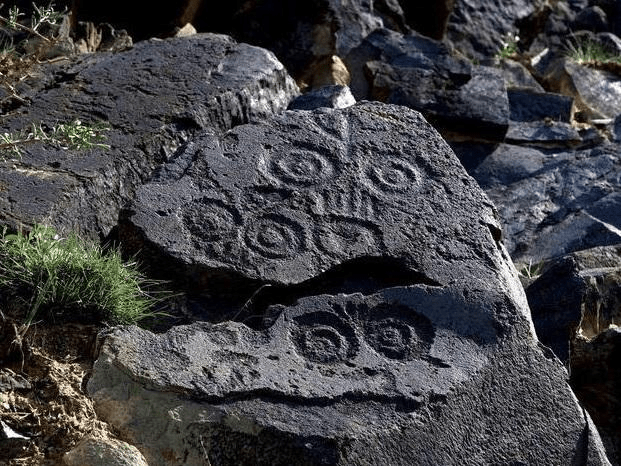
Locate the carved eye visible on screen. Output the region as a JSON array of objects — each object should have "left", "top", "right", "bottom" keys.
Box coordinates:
[
  {"left": 291, "top": 311, "right": 359, "bottom": 363},
  {"left": 362, "top": 305, "right": 434, "bottom": 360}
]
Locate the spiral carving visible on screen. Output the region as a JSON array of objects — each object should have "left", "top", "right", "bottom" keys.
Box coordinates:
[
  {"left": 291, "top": 311, "right": 359, "bottom": 363},
  {"left": 244, "top": 213, "right": 306, "bottom": 259},
  {"left": 267, "top": 148, "right": 336, "bottom": 187},
  {"left": 362, "top": 304, "right": 434, "bottom": 360},
  {"left": 362, "top": 157, "right": 420, "bottom": 196}
]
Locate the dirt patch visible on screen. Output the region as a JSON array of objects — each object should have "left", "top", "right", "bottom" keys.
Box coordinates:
[{"left": 0, "top": 312, "right": 118, "bottom": 465}]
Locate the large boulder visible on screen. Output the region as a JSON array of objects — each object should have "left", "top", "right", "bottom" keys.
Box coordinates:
[
  {"left": 460, "top": 142, "right": 621, "bottom": 263},
  {"left": 88, "top": 102, "right": 611, "bottom": 465},
  {"left": 345, "top": 29, "right": 509, "bottom": 140},
  {"left": 525, "top": 244, "right": 621, "bottom": 363},
  {"left": 447, "top": 0, "right": 548, "bottom": 60},
  {"left": 0, "top": 33, "right": 298, "bottom": 239}
]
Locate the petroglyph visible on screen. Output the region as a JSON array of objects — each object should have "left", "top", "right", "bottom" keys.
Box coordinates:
[
  {"left": 290, "top": 310, "right": 359, "bottom": 363},
  {"left": 360, "top": 303, "right": 435, "bottom": 360},
  {"left": 244, "top": 212, "right": 307, "bottom": 259},
  {"left": 316, "top": 217, "right": 385, "bottom": 256}
]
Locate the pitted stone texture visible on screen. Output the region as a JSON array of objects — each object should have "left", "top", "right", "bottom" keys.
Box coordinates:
[
  {"left": 463, "top": 142, "right": 621, "bottom": 263},
  {"left": 345, "top": 29, "right": 509, "bottom": 140},
  {"left": 88, "top": 286, "right": 610, "bottom": 465},
  {"left": 447, "top": 0, "right": 548, "bottom": 61},
  {"left": 119, "top": 102, "right": 510, "bottom": 303},
  {"left": 0, "top": 33, "right": 298, "bottom": 238}
]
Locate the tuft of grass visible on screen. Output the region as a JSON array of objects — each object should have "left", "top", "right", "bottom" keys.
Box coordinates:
[
  {"left": 518, "top": 259, "right": 545, "bottom": 281},
  {"left": 0, "top": 224, "right": 165, "bottom": 325},
  {"left": 0, "top": 120, "right": 111, "bottom": 158},
  {"left": 566, "top": 37, "right": 621, "bottom": 65}
]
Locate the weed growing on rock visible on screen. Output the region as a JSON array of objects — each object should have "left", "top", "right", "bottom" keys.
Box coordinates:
[
  {"left": 0, "top": 224, "right": 163, "bottom": 325},
  {"left": 566, "top": 37, "right": 621, "bottom": 66},
  {"left": 495, "top": 33, "right": 520, "bottom": 61},
  {"left": 0, "top": 119, "right": 111, "bottom": 158},
  {"left": 0, "top": 3, "right": 66, "bottom": 106}
]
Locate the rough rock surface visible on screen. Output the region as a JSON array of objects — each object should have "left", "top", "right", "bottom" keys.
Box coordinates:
[
  {"left": 190, "top": 0, "right": 409, "bottom": 85},
  {"left": 63, "top": 436, "right": 148, "bottom": 466},
  {"left": 447, "top": 0, "right": 547, "bottom": 60},
  {"left": 288, "top": 85, "right": 356, "bottom": 111},
  {"left": 0, "top": 33, "right": 297, "bottom": 238},
  {"left": 88, "top": 102, "right": 611, "bottom": 465},
  {"left": 572, "top": 327, "right": 621, "bottom": 466},
  {"left": 460, "top": 142, "right": 621, "bottom": 263},
  {"left": 346, "top": 29, "right": 509, "bottom": 140},
  {"left": 544, "top": 59, "right": 621, "bottom": 120},
  {"left": 525, "top": 244, "right": 621, "bottom": 363},
  {"left": 119, "top": 101, "right": 504, "bottom": 316}
]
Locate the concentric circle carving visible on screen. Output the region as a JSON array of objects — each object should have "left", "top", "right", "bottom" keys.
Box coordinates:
[
  {"left": 183, "top": 198, "right": 242, "bottom": 243},
  {"left": 244, "top": 213, "right": 306, "bottom": 259},
  {"left": 291, "top": 311, "right": 359, "bottom": 363},
  {"left": 362, "top": 304, "right": 434, "bottom": 360},
  {"left": 268, "top": 149, "right": 335, "bottom": 187},
  {"left": 363, "top": 157, "right": 420, "bottom": 195}
]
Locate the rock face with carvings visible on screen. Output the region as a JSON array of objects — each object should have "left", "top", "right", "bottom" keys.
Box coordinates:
[
  {"left": 0, "top": 33, "right": 297, "bottom": 239},
  {"left": 89, "top": 102, "right": 611, "bottom": 465}
]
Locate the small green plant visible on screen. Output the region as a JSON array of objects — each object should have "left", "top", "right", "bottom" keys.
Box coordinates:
[
  {"left": 495, "top": 33, "right": 520, "bottom": 61},
  {"left": 0, "top": 120, "right": 111, "bottom": 158},
  {"left": 0, "top": 3, "right": 66, "bottom": 105},
  {"left": 0, "top": 224, "right": 164, "bottom": 325},
  {"left": 566, "top": 37, "right": 621, "bottom": 65},
  {"left": 518, "top": 259, "right": 545, "bottom": 280}
]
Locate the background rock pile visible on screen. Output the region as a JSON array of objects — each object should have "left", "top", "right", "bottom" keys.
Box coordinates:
[{"left": 0, "top": 0, "right": 620, "bottom": 464}]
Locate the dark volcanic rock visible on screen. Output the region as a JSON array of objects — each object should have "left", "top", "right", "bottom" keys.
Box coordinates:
[
  {"left": 447, "top": 0, "right": 548, "bottom": 60},
  {"left": 119, "top": 101, "right": 504, "bottom": 316},
  {"left": 572, "top": 327, "right": 621, "bottom": 465},
  {"left": 526, "top": 244, "right": 621, "bottom": 363},
  {"left": 465, "top": 142, "right": 621, "bottom": 263},
  {"left": 288, "top": 85, "right": 356, "bottom": 111},
  {"left": 88, "top": 102, "right": 611, "bottom": 465},
  {"left": 191, "top": 0, "right": 409, "bottom": 84},
  {"left": 508, "top": 89, "right": 573, "bottom": 122},
  {"left": 505, "top": 121, "right": 581, "bottom": 147},
  {"left": 346, "top": 29, "right": 509, "bottom": 140},
  {"left": 0, "top": 33, "right": 297, "bottom": 238}
]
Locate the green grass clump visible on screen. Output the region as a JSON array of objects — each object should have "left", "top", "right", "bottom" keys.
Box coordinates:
[
  {"left": 566, "top": 38, "right": 621, "bottom": 65},
  {"left": 0, "top": 224, "right": 162, "bottom": 325},
  {"left": 0, "top": 120, "right": 111, "bottom": 159}
]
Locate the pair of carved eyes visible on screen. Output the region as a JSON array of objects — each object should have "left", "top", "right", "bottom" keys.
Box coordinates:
[{"left": 290, "top": 308, "right": 434, "bottom": 364}]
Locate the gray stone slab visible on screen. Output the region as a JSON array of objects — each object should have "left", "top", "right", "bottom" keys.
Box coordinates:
[
  {"left": 89, "top": 102, "right": 611, "bottom": 465},
  {"left": 119, "top": 102, "right": 509, "bottom": 316},
  {"left": 468, "top": 142, "right": 621, "bottom": 262},
  {"left": 508, "top": 89, "right": 573, "bottom": 122},
  {"left": 0, "top": 33, "right": 298, "bottom": 238},
  {"left": 506, "top": 120, "right": 581, "bottom": 147},
  {"left": 345, "top": 29, "right": 509, "bottom": 140}
]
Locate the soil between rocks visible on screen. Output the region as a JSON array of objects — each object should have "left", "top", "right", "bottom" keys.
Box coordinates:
[{"left": 0, "top": 311, "right": 115, "bottom": 465}]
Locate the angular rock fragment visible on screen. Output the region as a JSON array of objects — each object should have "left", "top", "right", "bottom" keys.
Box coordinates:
[
  {"left": 525, "top": 244, "right": 621, "bottom": 362},
  {"left": 465, "top": 142, "right": 621, "bottom": 262},
  {"left": 505, "top": 121, "right": 581, "bottom": 147},
  {"left": 508, "top": 89, "right": 573, "bottom": 122},
  {"left": 544, "top": 59, "right": 621, "bottom": 120},
  {"left": 346, "top": 29, "right": 509, "bottom": 140},
  {"left": 87, "top": 102, "right": 612, "bottom": 465},
  {"left": 0, "top": 33, "right": 298, "bottom": 238}
]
